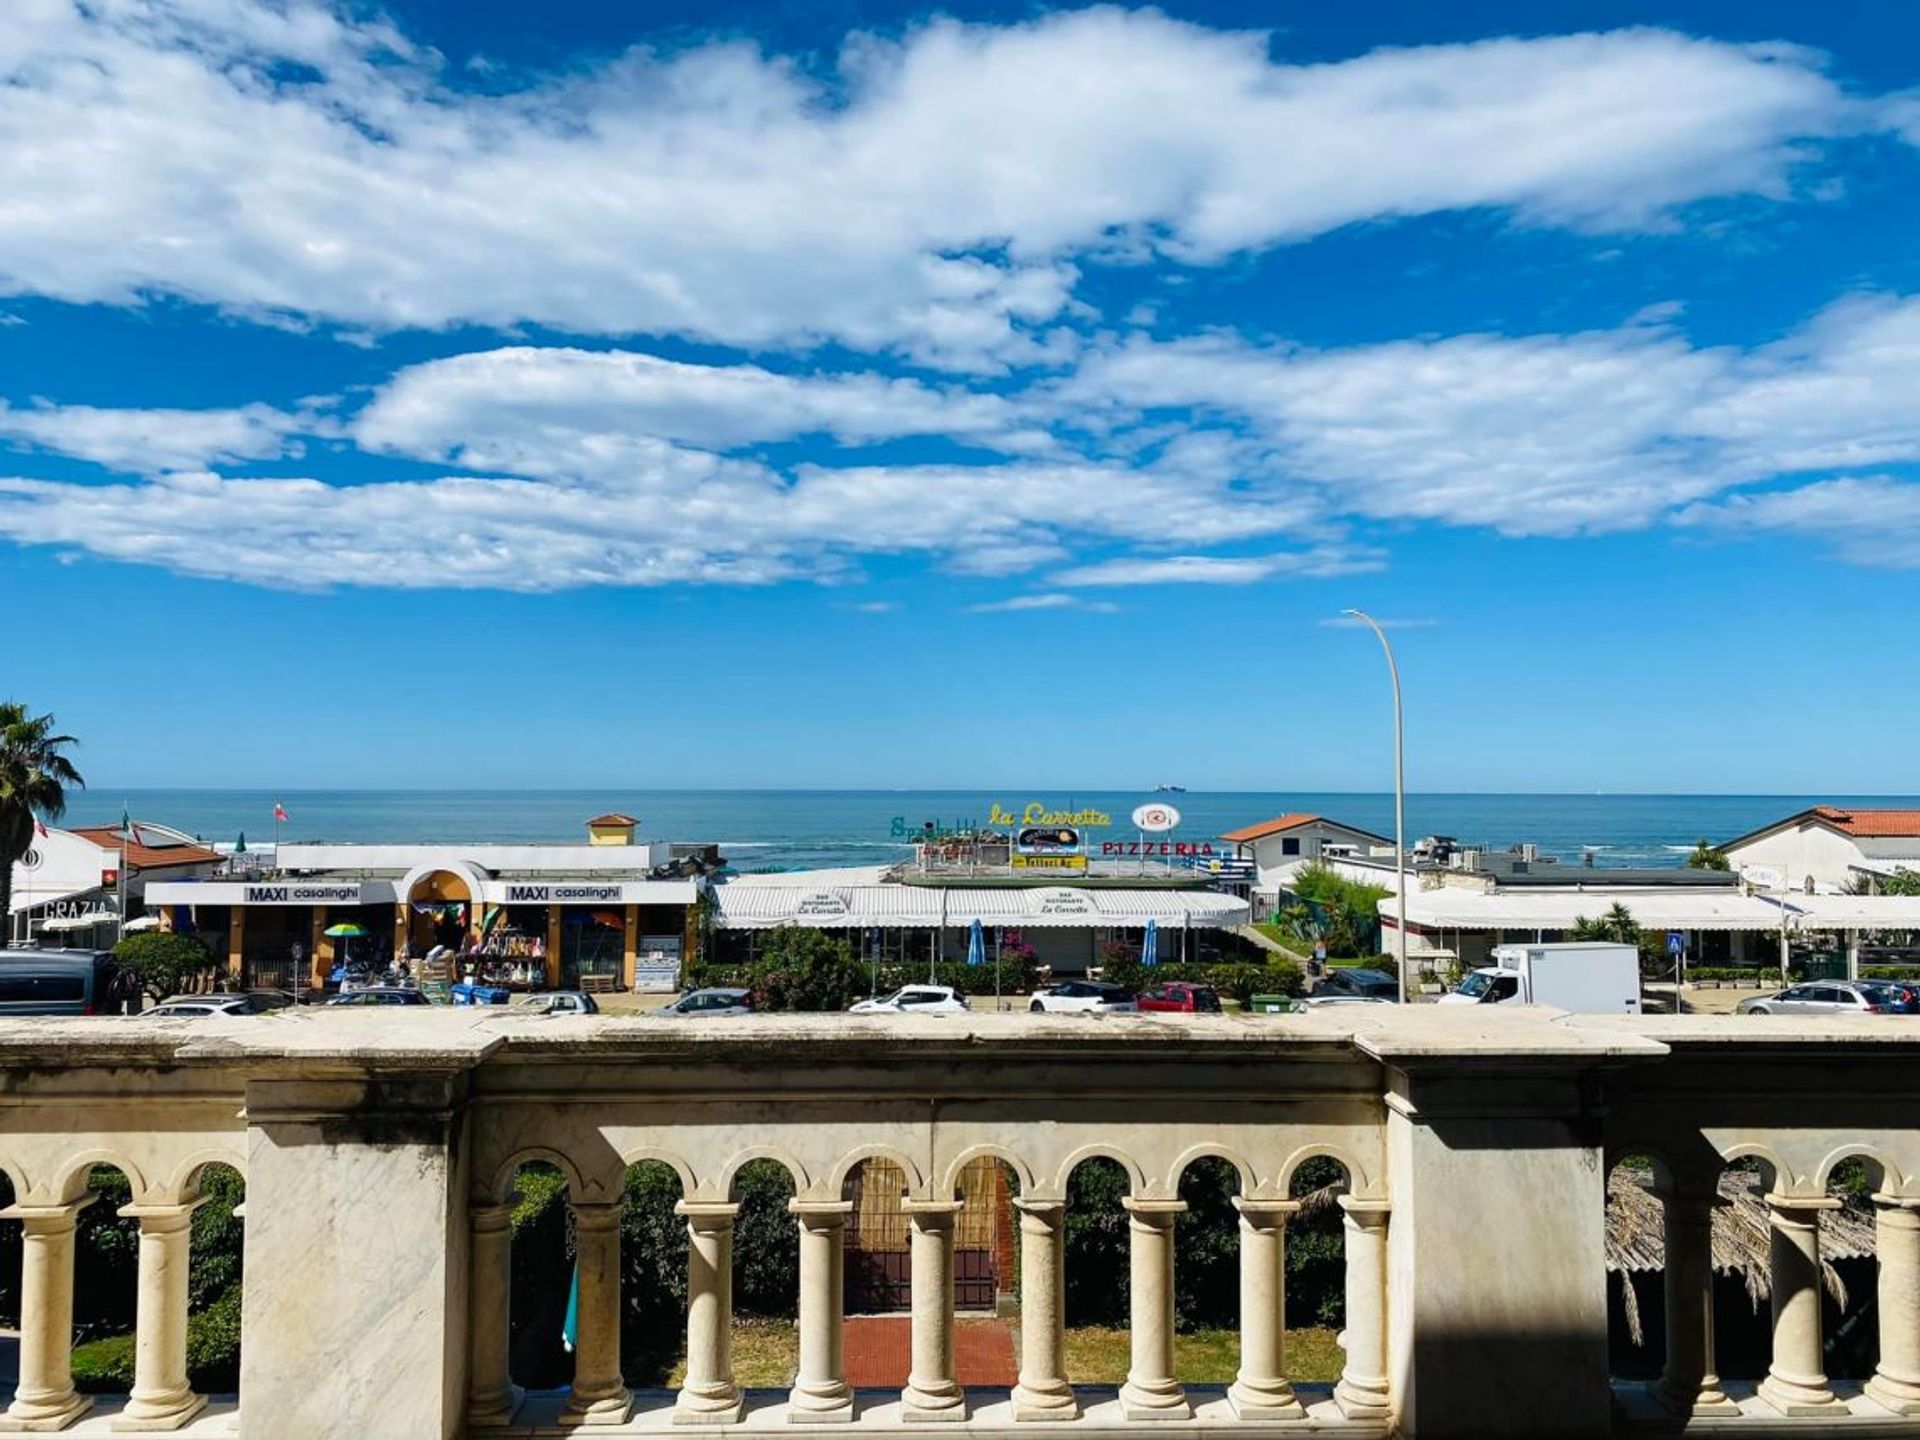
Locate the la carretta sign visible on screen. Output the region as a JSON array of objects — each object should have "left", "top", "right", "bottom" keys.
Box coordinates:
[{"left": 987, "top": 802, "right": 1112, "bottom": 830}]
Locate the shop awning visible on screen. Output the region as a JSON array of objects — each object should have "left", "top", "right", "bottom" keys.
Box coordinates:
[
  {"left": 1378, "top": 889, "right": 1790, "bottom": 933},
  {"left": 712, "top": 882, "right": 1249, "bottom": 930},
  {"left": 1778, "top": 895, "right": 1920, "bottom": 931}
]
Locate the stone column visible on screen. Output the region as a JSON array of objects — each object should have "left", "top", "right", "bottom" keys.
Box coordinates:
[
  {"left": 1333, "top": 1197, "right": 1390, "bottom": 1421},
  {"left": 1119, "top": 1197, "right": 1191, "bottom": 1420},
  {"left": 115, "top": 1197, "right": 209, "bottom": 1432},
  {"left": 675, "top": 1201, "right": 744, "bottom": 1424},
  {"left": 1756, "top": 1193, "right": 1844, "bottom": 1416},
  {"left": 788, "top": 1200, "right": 854, "bottom": 1423},
  {"left": 1651, "top": 1189, "right": 1738, "bottom": 1416},
  {"left": 1228, "top": 1198, "right": 1304, "bottom": 1420},
  {"left": 1866, "top": 1194, "right": 1920, "bottom": 1416},
  {"left": 467, "top": 1201, "right": 518, "bottom": 1427},
  {"left": 561, "top": 1200, "right": 631, "bottom": 1427},
  {"left": 900, "top": 1199, "right": 967, "bottom": 1422},
  {"left": 3, "top": 1197, "right": 93, "bottom": 1432},
  {"left": 1010, "top": 1199, "right": 1076, "bottom": 1421}
]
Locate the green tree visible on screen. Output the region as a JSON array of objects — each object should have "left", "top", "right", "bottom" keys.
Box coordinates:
[
  {"left": 1572, "top": 902, "right": 1640, "bottom": 946},
  {"left": 112, "top": 932, "right": 218, "bottom": 1002},
  {"left": 748, "top": 927, "right": 866, "bottom": 1011},
  {"left": 1685, "top": 838, "right": 1731, "bottom": 871},
  {"left": 0, "top": 702, "right": 85, "bottom": 934}
]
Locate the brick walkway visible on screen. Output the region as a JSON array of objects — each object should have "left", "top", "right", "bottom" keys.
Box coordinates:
[{"left": 842, "top": 1315, "right": 1018, "bottom": 1387}]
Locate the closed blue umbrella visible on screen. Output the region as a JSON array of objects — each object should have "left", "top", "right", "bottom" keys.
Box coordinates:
[
  {"left": 562, "top": 1263, "right": 579, "bottom": 1353},
  {"left": 1142, "top": 918, "right": 1159, "bottom": 968},
  {"left": 966, "top": 917, "right": 985, "bottom": 968}
]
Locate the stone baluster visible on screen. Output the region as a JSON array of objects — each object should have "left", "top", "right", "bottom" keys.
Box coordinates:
[
  {"left": 116, "top": 1197, "right": 209, "bottom": 1432},
  {"left": 1119, "top": 1197, "right": 1191, "bottom": 1420},
  {"left": 1651, "top": 1188, "right": 1738, "bottom": 1416},
  {"left": 1867, "top": 1193, "right": 1920, "bottom": 1416},
  {"left": 900, "top": 1199, "right": 967, "bottom": 1421},
  {"left": 676, "top": 1201, "right": 745, "bottom": 1424},
  {"left": 1228, "top": 1198, "right": 1305, "bottom": 1420},
  {"left": 560, "top": 1200, "right": 631, "bottom": 1427},
  {"left": 1333, "top": 1197, "right": 1391, "bottom": 1421},
  {"left": 1756, "top": 1192, "right": 1844, "bottom": 1416},
  {"left": 467, "top": 1200, "right": 518, "bottom": 1427},
  {"left": 1010, "top": 1199, "right": 1076, "bottom": 1421},
  {"left": 3, "top": 1197, "right": 94, "bottom": 1431},
  {"left": 788, "top": 1200, "right": 854, "bottom": 1423}
]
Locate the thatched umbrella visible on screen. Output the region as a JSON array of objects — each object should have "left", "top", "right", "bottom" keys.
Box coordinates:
[{"left": 1606, "top": 1169, "right": 1878, "bottom": 1346}]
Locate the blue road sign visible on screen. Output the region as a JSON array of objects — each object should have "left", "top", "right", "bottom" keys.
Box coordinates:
[{"left": 1666, "top": 931, "right": 1686, "bottom": 956}]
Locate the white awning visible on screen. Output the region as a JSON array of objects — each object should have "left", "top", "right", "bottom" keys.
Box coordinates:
[
  {"left": 1779, "top": 895, "right": 1920, "bottom": 931},
  {"left": 1379, "top": 889, "right": 1789, "bottom": 932},
  {"left": 712, "top": 882, "right": 1250, "bottom": 931}
]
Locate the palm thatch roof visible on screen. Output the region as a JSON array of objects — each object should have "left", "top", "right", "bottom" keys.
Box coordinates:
[{"left": 1606, "top": 1169, "right": 1878, "bottom": 1346}]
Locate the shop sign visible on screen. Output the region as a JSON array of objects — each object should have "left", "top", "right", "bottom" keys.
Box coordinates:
[
  {"left": 1016, "top": 825, "right": 1082, "bottom": 856},
  {"left": 244, "top": 883, "right": 362, "bottom": 904},
  {"left": 503, "top": 884, "right": 623, "bottom": 904},
  {"left": 1034, "top": 888, "right": 1097, "bottom": 916},
  {"left": 1131, "top": 803, "right": 1182, "bottom": 833},
  {"left": 1012, "top": 853, "right": 1088, "bottom": 873},
  {"left": 34, "top": 897, "right": 100, "bottom": 920},
  {"left": 792, "top": 891, "right": 851, "bottom": 919},
  {"left": 889, "top": 816, "right": 980, "bottom": 840},
  {"left": 1099, "top": 841, "right": 1218, "bottom": 858},
  {"left": 988, "top": 802, "right": 1112, "bottom": 830}
]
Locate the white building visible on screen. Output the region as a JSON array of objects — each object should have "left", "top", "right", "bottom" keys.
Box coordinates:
[
  {"left": 1219, "top": 812, "right": 1392, "bottom": 897},
  {"left": 7, "top": 821, "right": 222, "bottom": 946},
  {"left": 1719, "top": 806, "right": 1920, "bottom": 893}
]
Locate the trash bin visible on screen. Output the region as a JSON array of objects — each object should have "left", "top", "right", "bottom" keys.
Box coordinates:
[{"left": 1248, "top": 994, "right": 1294, "bottom": 1014}]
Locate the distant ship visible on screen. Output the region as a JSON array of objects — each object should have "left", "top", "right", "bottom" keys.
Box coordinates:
[{"left": 1154, "top": 784, "right": 1187, "bottom": 793}]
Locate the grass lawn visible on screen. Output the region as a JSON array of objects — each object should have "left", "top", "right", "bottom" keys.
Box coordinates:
[
  {"left": 666, "top": 1318, "right": 797, "bottom": 1389},
  {"left": 1062, "top": 1326, "right": 1342, "bottom": 1385}
]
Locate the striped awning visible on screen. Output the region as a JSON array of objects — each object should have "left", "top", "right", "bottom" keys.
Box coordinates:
[{"left": 711, "top": 882, "right": 1249, "bottom": 930}]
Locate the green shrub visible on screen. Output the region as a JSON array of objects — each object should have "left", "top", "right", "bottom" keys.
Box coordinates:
[
  {"left": 113, "top": 932, "right": 218, "bottom": 1001},
  {"left": 731, "top": 1161, "right": 798, "bottom": 1317},
  {"left": 71, "top": 1331, "right": 135, "bottom": 1392},
  {"left": 1864, "top": 966, "right": 1920, "bottom": 981},
  {"left": 71, "top": 1287, "right": 244, "bottom": 1394},
  {"left": 748, "top": 928, "right": 866, "bottom": 1012}
]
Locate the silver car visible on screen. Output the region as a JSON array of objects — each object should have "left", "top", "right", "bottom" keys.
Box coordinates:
[
  {"left": 655, "top": 987, "right": 753, "bottom": 1018},
  {"left": 1736, "top": 982, "right": 1897, "bottom": 1016}
]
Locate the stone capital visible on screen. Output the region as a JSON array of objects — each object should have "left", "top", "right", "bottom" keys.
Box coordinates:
[
  {"left": 674, "top": 1199, "right": 740, "bottom": 1225},
  {"left": 117, "top": 1195, "right": 210, "bottom": 1230},
  {"left": 1120, "top": 1196, "right": 1187, "bottom": 1218}
]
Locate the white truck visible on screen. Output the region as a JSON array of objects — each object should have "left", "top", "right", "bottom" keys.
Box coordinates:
[{"left": 1437, "top": 942, "right": 1642, "bottom": 1014}]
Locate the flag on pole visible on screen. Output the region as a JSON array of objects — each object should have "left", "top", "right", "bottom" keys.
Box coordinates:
[
  {"left": 273, "top": 801, "right": 289, "bottom": 823},
  {"left": 120, "top": 805, "right": 131, "bottom": 832},
  {"left": 33, "top": 817, "right": 48, "bottom": 839}
]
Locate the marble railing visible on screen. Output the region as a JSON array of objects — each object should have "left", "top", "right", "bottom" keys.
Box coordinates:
[{"left": 0, "top": 1009, "right": 1915, "bottom": 1440}]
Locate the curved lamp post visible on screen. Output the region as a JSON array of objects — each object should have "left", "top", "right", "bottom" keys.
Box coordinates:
[{"left": 1343, "top": 610, "right": 1407, "bottom": 1005}]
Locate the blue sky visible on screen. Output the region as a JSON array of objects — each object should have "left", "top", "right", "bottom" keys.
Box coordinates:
[{"left": 6, "top": 0, "right": 1920, "bottom": 792}]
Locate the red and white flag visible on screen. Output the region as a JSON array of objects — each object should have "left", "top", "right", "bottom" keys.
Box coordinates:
[
  {"left": 273, "top": 801, "right": 289, "bottom": 823},
  {"left": 34, "top": 818, "right": 49, "bottom": 838}
]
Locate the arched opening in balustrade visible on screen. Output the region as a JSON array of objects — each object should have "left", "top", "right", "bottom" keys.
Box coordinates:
[
  {"left": 1604, "top": 1152, "right": 1667, "bottom": 1385},
  {"left": 725, "top": 1158, "right": 800, "bottom": 1390},
  {"left": 1819, "top": 1155, "right": 1881, "bottom": 1386},
  {"left": 1061, "top": 1155, "right": 1132, "bottom": 1383},
  {"left": 507, "top": 1160, "right": 576, "bottom": 1393},
  {"left": 0, "top": 1164, "right": 18, "bottom": 1375},
  {"left": 1169, "top": 1155, "right": 1239, "bottom": 1385},
  {"left": 844, "top": 1156, "right": 911, "bottom": 1317},
  {"left": 68, "top": 1164, "right": 138, "bottom": 1398},
  {"left": 1287, "top": 1155, "right": 1356, "bottom": 1388},
  {"left": 617, "top": 1160, "right": 686, "bottom": 1388},
  {"left": 183, "top": 1162, "right": 246, "bottom": 1397}
]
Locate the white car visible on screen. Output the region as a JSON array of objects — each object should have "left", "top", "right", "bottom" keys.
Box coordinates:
[
  {"left": 1029, "top": 980, "right": 1138, "bottom": 1014},
  {"left": 849, "top": 985, "right": 969, "bottom": 1015},
  {"left": 142, "top": 995, "right": 255, "bottom": 1019}
]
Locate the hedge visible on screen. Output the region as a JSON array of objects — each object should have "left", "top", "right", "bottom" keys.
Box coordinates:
[{"left": 72, "top": 1287, "right": 244, "bottom": 1394}]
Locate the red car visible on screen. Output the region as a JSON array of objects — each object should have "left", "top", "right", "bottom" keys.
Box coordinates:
[{"left": 1136, "top": 982, "right": 1222, "bottom": 1014}]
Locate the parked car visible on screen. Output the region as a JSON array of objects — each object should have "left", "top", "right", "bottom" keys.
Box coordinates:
[
  {"left": 512, "top": 990, "right": 600, "bottom": 1016},
  {"left": 654, "top": 987, "right": 753, "bottom": 1018},
  {"left": 1137, "top": 982, "right": 1222, "bottom": 1014},
  {"left": 325, "top": 987, "right": 433, "bottom": 1007},
  {"left": 1860, "top": 979, "right": 1920, "bottom": 1014},
  {"left": 1297, "top": 993, "right": 1395, "bottom": 1007},
  {"left": 1313, "top": 968, "right": 1399, "bottom": 1001},
  {"left": 849, "top": 985, "right": 969, "bottom": 1015},
  {"left": 1029, "top": 980, "right": 1137, "bottom": 1014},
  {"left": 0, "top": 948, "right": 121, "bottom": 1016},
  {"left": 1736, "top": 982, "right": 1903, "bottom": 1016},
  {"left": 143, "top": 994, "right": 258, "bottom": 1019}
]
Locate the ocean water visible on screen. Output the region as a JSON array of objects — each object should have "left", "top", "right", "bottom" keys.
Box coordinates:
[{"left": 95, "top": 790, "right": 1920, "bottom": 874}]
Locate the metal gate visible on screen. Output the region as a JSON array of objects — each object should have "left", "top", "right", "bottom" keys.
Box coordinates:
[{"left": 845, "top": 1156, "right": 1003, "bottom": 1314}]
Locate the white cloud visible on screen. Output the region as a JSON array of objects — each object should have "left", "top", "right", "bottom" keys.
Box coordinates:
[
  {"left": 0, "top": 399, "right": 304, "bottom": 472},
  {"left": 1676, "top": 477, "right": 1920, "bottom": 568},
  {"left": 0, "top": 4, "right": 1877, "bottom": 361},
  {"left": 968, "top": 592, "right": 1118, "bottom": 612},
  {"left": 353, "top": 347, "right": 1033, "bottom": 464},
  {"left": 1054, "top": 548, "right": 1382, "bottom": 586}
]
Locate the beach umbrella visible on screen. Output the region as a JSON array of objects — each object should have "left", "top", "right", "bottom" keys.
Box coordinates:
[
  {"left": 234, "top": 831, "right": 246, "bottom": 853},
  {"left": 1142, "top": 917, "right": 1159, "bottom": 968},
  {"left": 324, "top": 923, "right": 368, "bottom": 938},
  {"left": 966, "top": 918, "right": 985, "bottom": 968}
]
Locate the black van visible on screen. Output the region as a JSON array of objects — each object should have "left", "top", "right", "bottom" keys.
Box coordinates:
[{"left": 0, "top": 948, "right": 121, "bottom": 1016}]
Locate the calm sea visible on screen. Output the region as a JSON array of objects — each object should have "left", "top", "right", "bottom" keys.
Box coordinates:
[{"left": 92, "top": 790, "right": 1920, "bottom": 874}]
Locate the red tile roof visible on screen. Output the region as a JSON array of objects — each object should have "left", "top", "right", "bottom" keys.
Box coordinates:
[
  {"left": 1809, "top": 806, "right": 1920, "bottom": 838},
  {"left": 1220, "top": 813, "right": 1326, "bottom": 843},
  {"left": 68, "top": 827, "right": 223, "bottom": 872}
]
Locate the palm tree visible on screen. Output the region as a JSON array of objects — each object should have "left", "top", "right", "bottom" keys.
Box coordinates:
[
  {"left": 1572, "top": 902, "right": 1640, "bottom": 945},
  {"left": 1685, "top": 838, "right": 1731, "bottom": 871},
  {"left": 0, "top": 703, "right": 86, "bottom": 942}
]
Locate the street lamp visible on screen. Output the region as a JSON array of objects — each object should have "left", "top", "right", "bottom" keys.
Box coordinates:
[{"left": 1344, "top": 610, "right": 1407, "bottom": 1005}]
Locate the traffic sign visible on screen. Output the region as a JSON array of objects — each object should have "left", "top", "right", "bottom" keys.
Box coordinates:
[{"left": 1666, "top": 931, "right": 1685, "bottom": 956}]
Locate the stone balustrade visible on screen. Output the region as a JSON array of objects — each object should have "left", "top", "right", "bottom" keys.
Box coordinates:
[{"left": 0, "top": 1010, "right": 1914, "bottom": 1439}]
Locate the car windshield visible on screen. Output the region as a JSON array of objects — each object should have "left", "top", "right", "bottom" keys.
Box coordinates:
[
  {"left": 1457, "top": 972, "right": 1497, "bottom": 999},
  {"left": 869, "top": 989, "right": 903, "bottom": 1006}
]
